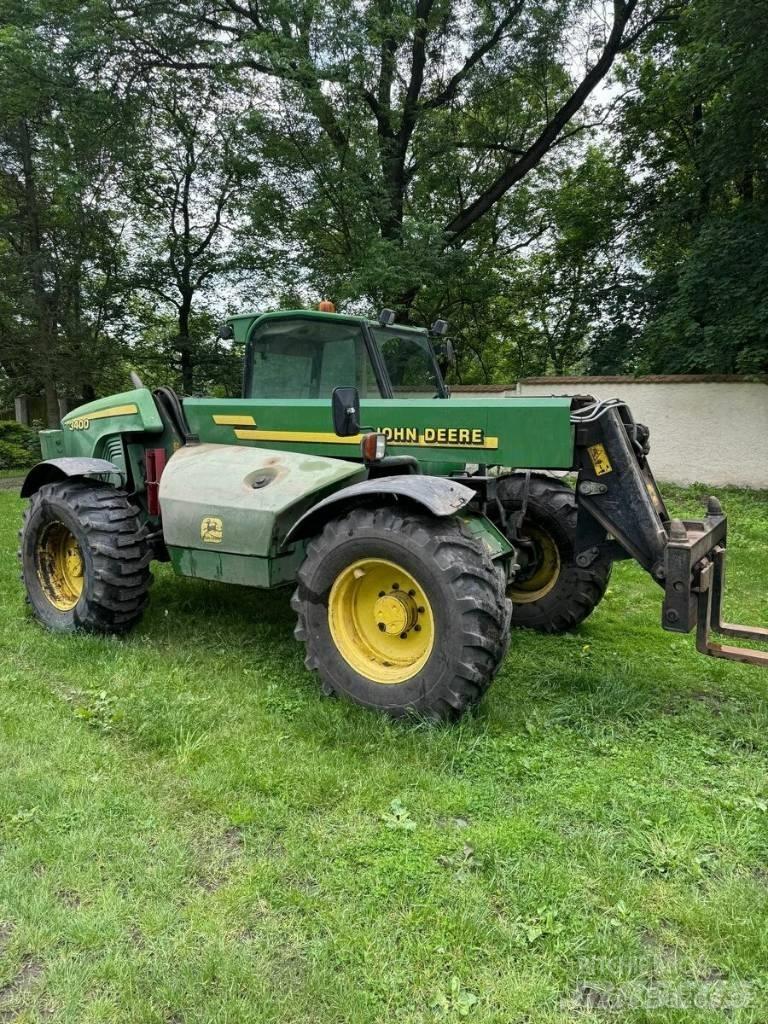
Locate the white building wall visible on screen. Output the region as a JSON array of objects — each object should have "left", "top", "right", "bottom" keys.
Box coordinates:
[{"left": 453, "top": 380, "right": 768, "bottom": 488}]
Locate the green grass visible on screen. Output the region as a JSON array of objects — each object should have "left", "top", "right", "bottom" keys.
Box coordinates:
[{"left": 1, "top": 484, "right": 768, "bottom": 1023}]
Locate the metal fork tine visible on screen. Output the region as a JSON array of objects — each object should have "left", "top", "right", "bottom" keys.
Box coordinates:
[
  {"left": 709, "top": 546, "right": 768, "bottom": 641},
  {"left": 696, "top": 549, "right": 768, "bottom": 666}
]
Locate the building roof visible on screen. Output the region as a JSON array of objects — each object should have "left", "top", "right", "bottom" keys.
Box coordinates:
[
  {"left": 449, "top": 384, "right": 513, "bottom": 392},
  {"left": 450, "top": 374, "right": 766, "bottom": 389},
  {"left": 519, "top": 374, "right": 766, "bottom": 385}
]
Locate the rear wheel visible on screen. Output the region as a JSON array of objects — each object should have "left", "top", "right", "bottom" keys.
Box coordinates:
[
  {"left": 20, "top": 480, "right": 152, "bottom": 634},
  {"left": 291, "top": 507, "right": 511, "bottom": 720},
  {"left": 497, "top": 475, "right": 611, "bottom": 633}
]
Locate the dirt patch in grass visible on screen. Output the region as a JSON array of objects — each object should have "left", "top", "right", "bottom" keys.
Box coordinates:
[{"left": 0, "top": 956, "right": 44, "bottom": 1016}]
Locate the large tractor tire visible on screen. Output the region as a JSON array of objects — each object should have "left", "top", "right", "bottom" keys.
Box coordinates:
[
  {"left": 291, "top": 507, "right": 511, "bottom": 721},
  {"left": 496, "top": 474, "right": 611, "bottom": 634},
  {"left": 20, "top": 480, "right": 152, "bottom": 634}
]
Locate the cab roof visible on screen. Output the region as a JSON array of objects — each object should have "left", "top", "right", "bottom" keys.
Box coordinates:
[{"left": 225, "top": 308, "right": 429, "bottom": 345}]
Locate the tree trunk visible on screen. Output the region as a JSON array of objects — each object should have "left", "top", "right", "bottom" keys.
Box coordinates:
[
  {"left": 738, "top": 167, "right": 754, "bottom": 203},
  {"left": 178, "top": 294, "right": 194, "bottom": 393},
  {"left": 691, "top": 102, "right": 710, "bottom": 218},
  {"left": 44, "top": 379, "right": 60, "bottom": 428},
  {"left": 18, "top": 119, "right": 61, "bottom": 427}
]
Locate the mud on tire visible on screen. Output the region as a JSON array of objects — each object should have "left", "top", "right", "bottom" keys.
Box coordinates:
[
  {"left": 291, "top": 506, "right": 512, "bottom": 721},
  {"left": 20, "top": 480, "right": 152, "bottom": 634}
]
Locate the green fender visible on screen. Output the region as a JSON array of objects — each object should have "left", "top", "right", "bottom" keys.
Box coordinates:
[
  {"left": 158, "top": 442, "right": 367, "bottom": 558},
  {"left": 284, "top": 476, "right": 513, "bottom": 561},
  {"left": 283, "top": 475, "right": 474, "bottom": 544}
]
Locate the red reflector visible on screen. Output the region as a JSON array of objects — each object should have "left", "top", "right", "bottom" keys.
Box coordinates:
[{"left": 145, "top": 448, "right": 167, "bottom": 516}]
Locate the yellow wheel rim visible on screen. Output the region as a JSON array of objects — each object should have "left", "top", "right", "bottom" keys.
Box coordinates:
[
  {"left": 328, "top": 558, "right": 435, "bottom": 684},
  {"left": 507, "top": 524, "right": 561, "bottom": 604},
  {"left": 35, "top": 522, "right": 85, "bottom": 611}
]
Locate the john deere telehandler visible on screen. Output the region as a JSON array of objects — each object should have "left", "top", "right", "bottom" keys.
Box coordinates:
[{"left": 18, "top": 307, "right": 768, "bottom": 719}]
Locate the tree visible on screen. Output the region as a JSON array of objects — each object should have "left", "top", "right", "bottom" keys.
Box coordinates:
[
  {"left": 6, "top": 0, "right": 761, "bottom": 409},
  {"left": 0, "top": 0, "right": 132, "bottom": 424},
  {"left": 111, "top": 0, "right": 686, "bottom": 318},
  {"left": 617, "top": 0, "right": 768, "bottom": 374},
  {"left": 446, "top": 147, "right": 636, "bottom": 381},
  {"left": 126, "top": 78, "right": 265, "bottom": 393}
]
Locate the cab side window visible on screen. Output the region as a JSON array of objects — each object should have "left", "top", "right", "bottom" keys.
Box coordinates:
[{"left": 247, "top": 319, "right": 378, "bottom": 399}]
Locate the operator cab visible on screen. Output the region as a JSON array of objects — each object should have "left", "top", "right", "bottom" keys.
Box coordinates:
[{"left": 239, "top": 308, "right": 449, "bottom": 401}]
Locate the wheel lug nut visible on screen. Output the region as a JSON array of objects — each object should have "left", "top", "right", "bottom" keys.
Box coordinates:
[
  {"left": 417, "top": 606, "right": 425, "bottom": 614},
  {"left": 378, "top": 591, "right": 385, "bottom": 597},
  {"left": 399, "top": 632, "right": 407, "bottom": 639},
  {"left": 392, "top": 582, "right": 399, "bottom": 590},
  {"left": 408, "top": 589, "right": 415, "bottom": 596},
  {"left": 414, "top": 624, "right": 421, "bottom": 632},
  {"left": 377, "top": 622, "right": 386, "bottom": 631}
]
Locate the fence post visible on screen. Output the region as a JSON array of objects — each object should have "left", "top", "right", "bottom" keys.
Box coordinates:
[{"left": 14, "top": 395, "right": 30, "bottom": 425}]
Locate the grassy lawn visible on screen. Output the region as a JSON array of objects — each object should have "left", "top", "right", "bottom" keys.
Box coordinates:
[{"left": 1, "top": 484, "right": 768, "bottom": 1023}]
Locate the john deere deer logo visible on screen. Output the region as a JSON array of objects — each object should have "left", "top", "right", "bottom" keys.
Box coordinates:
[{"left": 200, "top": 516, "right": 223, "bottom": 544}]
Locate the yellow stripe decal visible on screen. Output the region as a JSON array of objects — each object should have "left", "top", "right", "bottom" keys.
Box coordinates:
[
  {"left": 233, "top": 428, "right": 499, "bottom": 450},
  {"left": 235, "top": 429, "right": 362, "bottom": 445},
  {"left": 63, "top": 403, "right": 138, "bottom": 424},
  {"left": 213, "top": 414, "right": 257, "bottom": 426}
]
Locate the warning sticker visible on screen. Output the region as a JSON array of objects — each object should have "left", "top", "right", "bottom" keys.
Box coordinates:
[{"left": 587, "top": 443, "right": 613, "bottom": 476}]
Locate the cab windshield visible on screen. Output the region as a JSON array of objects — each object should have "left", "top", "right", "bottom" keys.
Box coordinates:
[{"left": 371, "top": 326, "right": 445, "bottom": 397}]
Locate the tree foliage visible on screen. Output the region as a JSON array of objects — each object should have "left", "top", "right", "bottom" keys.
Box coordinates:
[
  {"left": 614, "top": 0, "right": 768, "bottom": 374},
  {"left": 125, "top": 76, "right": 269, "bottom": 393},
  {"left": 0, "top": 0, "right": 133, "bottom": 422},
  {"left": 0, "top": 0, "right": 765, "bottom": 412},
  {"left": 115, "top": 0, "right": 679, "bottom": 311}
]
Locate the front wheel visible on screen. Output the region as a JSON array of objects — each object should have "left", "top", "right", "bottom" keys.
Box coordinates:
[
  {"left": 291, "top": 507, "right": 511, "bottom": 721},
  {"left": 497, "top": 474, "right": 612, "bottom": 633}
]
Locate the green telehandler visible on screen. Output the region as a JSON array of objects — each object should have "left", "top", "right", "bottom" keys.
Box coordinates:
[{"left": 18, "top": 306, "right": 768, "bottom": 719}]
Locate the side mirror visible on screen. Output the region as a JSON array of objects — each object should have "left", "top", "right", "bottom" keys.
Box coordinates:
[{"left": 332, "top": 386, "right": 361, "bottom": 436}]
